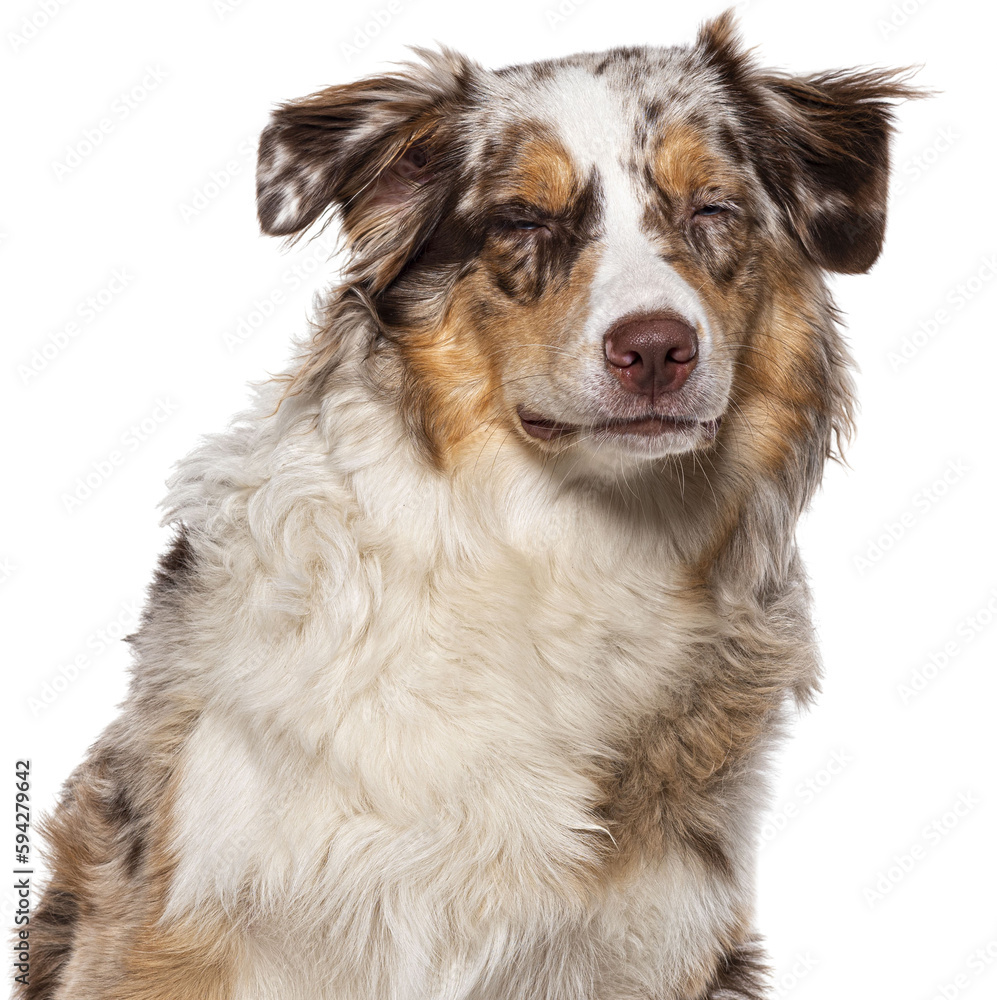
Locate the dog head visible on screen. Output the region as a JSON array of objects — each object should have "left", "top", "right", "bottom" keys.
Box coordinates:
[{"left": 257, "top": 12, "right": 915, "bottom": 477}]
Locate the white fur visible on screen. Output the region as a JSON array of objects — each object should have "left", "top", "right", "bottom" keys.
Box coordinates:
[{"left": 158, "top": 334, "right": 765, "bottom": 997}]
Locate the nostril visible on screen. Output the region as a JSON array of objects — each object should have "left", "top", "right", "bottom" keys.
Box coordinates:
[
  {"left": 610, "top": 348, "right": 641, "bottom": 368},
  {"left": 605, "top": 332, "right": 643, "bottom": 370},
  {"left": 666, "top": 342, "right": 697, "bottom": 365}
]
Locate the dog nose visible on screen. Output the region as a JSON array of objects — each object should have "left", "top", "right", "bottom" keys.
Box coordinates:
[{"left": 604, "top": 313, "right": 698, "bottom": 396}]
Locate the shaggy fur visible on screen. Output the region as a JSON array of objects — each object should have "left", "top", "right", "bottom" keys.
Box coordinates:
[{"left": 19, "top": 13, "right": 917, "bottom": 999}]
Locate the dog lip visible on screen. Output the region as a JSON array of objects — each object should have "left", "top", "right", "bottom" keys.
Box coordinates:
[
  {"left": 517, "top": 408, "right": 576, "bottom": 441},
  {"left": 517, "top": 407, "right": 722, "bottom": 441},
  {"left": 594, "top": 415, "right": 700, "bottom": 437}
]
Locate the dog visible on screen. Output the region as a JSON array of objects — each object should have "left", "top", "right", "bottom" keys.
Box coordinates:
[{"left": 22, "top": 12, "right": 917, "bottom": 1000}]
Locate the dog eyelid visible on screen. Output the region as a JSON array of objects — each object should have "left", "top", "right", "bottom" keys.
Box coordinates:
[
  {"left": 693, "top": 199, "right": 739, "bottom": 218},
  {"left": 490, "top": 204, "right": 553, "bottom": 232},
  {"left": 491, "top": 217, "right": 552, "bottom": 236}
]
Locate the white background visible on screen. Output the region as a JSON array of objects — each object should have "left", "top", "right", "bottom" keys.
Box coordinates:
[{"left": 3, "top": 0, "right": 995, "bottom": 997}]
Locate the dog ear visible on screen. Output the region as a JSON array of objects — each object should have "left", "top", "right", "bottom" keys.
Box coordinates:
[
  {"left": 256, "top": 48, "right": 477, "bottom": 292},
  {"left": 697, "top": 10, "right": 923, "bottom": 274}
]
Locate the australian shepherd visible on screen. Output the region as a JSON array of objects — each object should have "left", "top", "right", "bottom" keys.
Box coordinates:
[{"left": 22, "top": 12, "right": 916, "bottom": 1000}]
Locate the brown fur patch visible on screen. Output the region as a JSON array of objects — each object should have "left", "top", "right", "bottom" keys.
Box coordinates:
[
  {"left": 367, "top": 119, "right": 603, "bottom": 466},
  {"left": 153, "top": 528, "right": 196, "bottom": 591},
  {"left": 486, "top": 130, "right": 580, "bottom": 216},
  {"left": 734, "top": 283, "right": 837, "bottom": 474},
  {"left": 21, "top": 750, "right": 239, "bottom": 1000},
  {"left": 696, "top": 10, "right": 924, "bottom": 274},
  {"left": 700, "top": 936, "right": 770, "bottom": 999},
  {"left": 590, "top": 628, "right": 783, "bottom": 883},
  {"left": 641, "top": 118, "right": 764, "bottom": 295},
  {"left": 393, "top": 240, "right": 603, "bottom": 466},
  {"left": 656, "top": 236, "right": 853, "bottom": 590},
  {"left": 394, "top": 294, "right": 504, "bottom": 464},
  {"left": 652, "top": 121, "right": 743, "bottom": 203},
  {"left": 16, "top": 672, "right": 236, "bottom": 1000},
  {"left": 19, "top": 888, "right": 78, "bottom": 1000},
  {"left": 99, "top": 916, "right": 237, "bottom": 1000}
]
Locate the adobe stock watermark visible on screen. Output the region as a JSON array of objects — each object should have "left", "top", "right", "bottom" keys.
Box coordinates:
[
  {"left": 877, "top": 0, "right": 931, "bottom": 40},
  {"left": 17, "top": 268, "right": 135, "bottom": 385},
  {"left": 888, "top": 253, "right": 997, "bottom": 372},
  {"left": 178, "top": 136, "right": 255, "bottom": 223},
  {"left": 546, "top": 0, "right": 589, "bottom": 29},
  {"left": 927, "top": 932, "right": 997, "bottom": 1000},
  {"left": 223, "top": 234, "right": 338, "bottom": 351},
  {"left": 0, "top": 557, "right": 16, "bottom": 587},
  {"left": 60, "top": 397, "right": 179, "bottom": 514},
  {"left": 891, "top": 126, "right": 959, "bottom": 200},
  {"left": 340, "top": 0, "right": 402, "bottom": 63},
  {"left": 898, "top": 587, "right": 997, "bottom": 705},
  {"left": 213, "top": 0, "right": 249, "bottom": 18},
  {"left": 28, "top": 599, "right": 142, "bottom": 716},
  {"left": 760, "top": 749, "right": 853, "bottom": 847},
  {"left": 0, "top": 885, "right": 25, "bottom": 932},
  {"left": 51, "top": 65, "right": 170, "bottom": 180},
  {"left": 863, "top": 791, "right": 980, "bottom": 907},
  {"left": 853, "top": 459, "right": 970, "bottom": 576},
  {"left": 772, "top": 953, "right": 819, "bottom": 998},
  {"left": 7, "top": 0, "right": 73, "bottom": 53}
]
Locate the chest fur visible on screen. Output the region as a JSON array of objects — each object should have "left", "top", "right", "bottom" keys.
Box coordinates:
[{"left": 158, "top": 428, "right": 785, "bottom": 996}]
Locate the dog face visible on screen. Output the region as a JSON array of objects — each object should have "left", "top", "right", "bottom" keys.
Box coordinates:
[{"left": 257, "top": 13, "right": 910, "bottom": 473}]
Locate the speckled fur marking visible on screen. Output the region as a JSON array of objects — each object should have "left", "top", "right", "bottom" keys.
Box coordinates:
[{"left": 20, "top": 12, "right": 918, "bottom": 1000}]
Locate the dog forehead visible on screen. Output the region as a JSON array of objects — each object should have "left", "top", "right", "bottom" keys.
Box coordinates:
[
  {"left": 518, "top": 68, "right": 642, "bottom": 169},
  {"left": 468, "top": 53, "right": 730, "bottom": 197}
]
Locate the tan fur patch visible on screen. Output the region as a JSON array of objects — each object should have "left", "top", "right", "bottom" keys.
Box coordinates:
[
  {"left": 396, "top": 292, "right": 504, "bottom": 465},
  {"left": 21, "top": 710, "right": 242, "bottom": 1000},
  {"left": 590, "top": 644, "right": 777, "bottom": 884},
  {"left": 400, "top": 238, "right": 602, "bottom": 467},
  {"left": 490, "top": 133, "right": 579, "bottom": 215},
  {"left": 101, "top": 915, "right": 237, "bottom": 1000},
  {"left": 739, "top": 282, "right": 834, "bottom": 471},
  {"left": 652, "top": 120, "right": 743, "bottom": 201}
]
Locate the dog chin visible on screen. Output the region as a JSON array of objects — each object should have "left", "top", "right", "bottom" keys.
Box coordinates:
[
  {"left": 577, "top": 417, "right": 722, "bottom": 464},
  {"left": 517, "top": 407, "right": 722, "bottom": 464}
]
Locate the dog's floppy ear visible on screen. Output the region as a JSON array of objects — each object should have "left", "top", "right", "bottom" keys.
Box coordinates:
[
  {"left": 697, "top": 11, "right": 922, "bottom": 274},
  {"left": 256, "top": 48, "right": 477, "bottom": 292}
]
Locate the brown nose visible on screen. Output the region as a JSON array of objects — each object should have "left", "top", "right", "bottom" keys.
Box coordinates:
[{"left": 604, "top": 313, "right": 698, "bottom": 397}]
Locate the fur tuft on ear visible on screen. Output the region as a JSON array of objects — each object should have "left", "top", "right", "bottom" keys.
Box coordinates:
[
  {"left": 695, "top": 8, "right": 747, "bottom": 71},
  {"left": 697, "top": 10, "right": 925, "bottom": 274},
  {"left": 256, "top": 47, "right": 478, "bottom": 292}
]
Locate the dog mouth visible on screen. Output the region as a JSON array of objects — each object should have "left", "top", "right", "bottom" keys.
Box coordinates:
[{"left": 517, "top": 407, "right": 722, "bottom": 442}]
